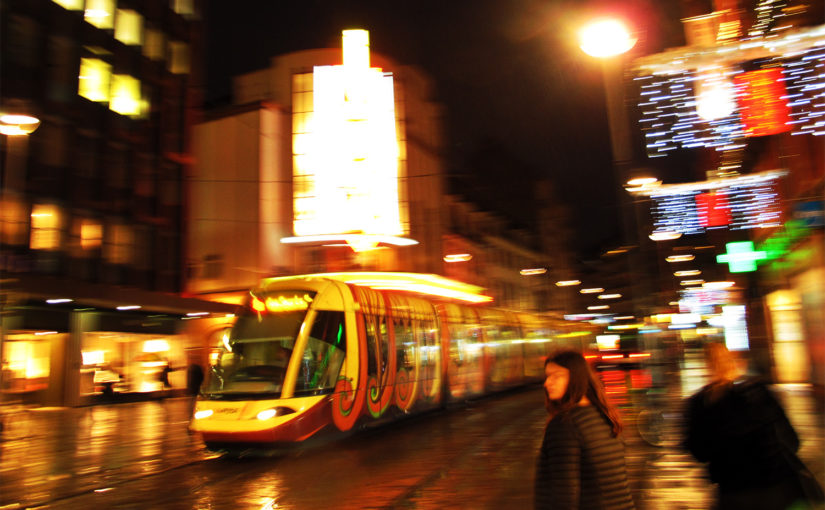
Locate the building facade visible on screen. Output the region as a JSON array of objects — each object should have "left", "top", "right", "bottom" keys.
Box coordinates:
[
  {"left": 0, "top": 0, "right": 231, "bottom": 407},
  {"left": 187, "top": 32, "right": 563, "bottom": 313}
]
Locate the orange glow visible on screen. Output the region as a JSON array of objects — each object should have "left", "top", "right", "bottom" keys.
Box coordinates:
[
  {"left": 267, "top": 272, "right": 493, "bottom": 304},
  {"left": 444, "top": 253, "right": 473, "bottom": 263},
  {"left": 629, "top": 353, "right": 651, "bottom": 359},
  {"left": 265, "top": 294, "right": 312, "bottom": 312},
  {"left": 251, "top": 296, "right": 266, "bottom": 312},
  {"left": 580, "top": 287, "right": 604, "bottom": 294},
  {"left": 601, "top": 354, "right": 624, "bottom": 360},
  {"left": 734, "top": 68, "right": 791, "bottom": 137}
]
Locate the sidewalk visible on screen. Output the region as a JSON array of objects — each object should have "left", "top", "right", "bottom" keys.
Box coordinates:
[{"left": 0, "top": 397, "right": 215, "bottom": 509}]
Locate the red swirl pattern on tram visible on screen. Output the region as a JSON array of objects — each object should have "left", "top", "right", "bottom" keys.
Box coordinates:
[{"left": 394, "top": 367, "right": 416, "bottom": 410}]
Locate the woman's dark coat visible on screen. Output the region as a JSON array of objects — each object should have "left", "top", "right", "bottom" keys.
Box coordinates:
[
  {"left": 684, "top": 378, "right": 805, "bottom": 509},
  {"left": 535, "top": 405, "right": 635, "bottom": 509}
]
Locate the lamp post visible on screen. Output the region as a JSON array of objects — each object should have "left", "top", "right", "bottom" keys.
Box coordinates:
[
  {"left": 0, "top": 109, "right": 40, "bottom": 429},
  {"left": 579, "top": 18, "right": 658, "bottom": 321}
]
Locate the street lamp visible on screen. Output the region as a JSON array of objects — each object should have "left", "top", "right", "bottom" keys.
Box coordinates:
[
  {"left": 579, "top": 19, "right": 637, "bottom": 59},
  {"left": 0, "top": 114, "right": 41, "bottom": 136},
  {"left": 578, "top": 16, "right": 656, "bottom": 319},
  {"left": 0, "top": 108, "right": 40, "bottom": 423}
]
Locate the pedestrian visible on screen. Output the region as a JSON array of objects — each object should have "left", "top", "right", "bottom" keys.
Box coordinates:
[
  {"left": 186, "top": 362, "right": 204, "bottom": 417},
  {"left": 684, "top": 342, "right": 824, "bottom": 509},
  {"left": 535, "top": 350, "right": 635, "bottom": 510},
  {"left": 186, "top": 362, "right": 204, "bottom": 397}
]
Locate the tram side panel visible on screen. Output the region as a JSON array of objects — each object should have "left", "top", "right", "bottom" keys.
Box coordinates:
[{"left": 439, "top": 303, "right": 486, "bottom": 403}]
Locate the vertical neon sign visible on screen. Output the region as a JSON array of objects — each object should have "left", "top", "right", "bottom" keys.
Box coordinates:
[{"left": 292, "top": 30, "right": 403, "bottom": 241}]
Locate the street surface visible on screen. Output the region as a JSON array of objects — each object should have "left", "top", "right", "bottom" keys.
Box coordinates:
[{"left": 1, "top": 351, "right": 822, "bottom": 509}]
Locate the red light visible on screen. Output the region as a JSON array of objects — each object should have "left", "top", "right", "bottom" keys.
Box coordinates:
[
  {"left": 601, "top": 354, "right": 624, "bottom": 360},
  {"left": 584, "top": 355, "right": 598, "bottom": 360},
  {"left": 734, "top": 68, "right": 791, "bottom": 137},
  {"left": 696, "top": 191, "right": 731, "bottom": 228}
]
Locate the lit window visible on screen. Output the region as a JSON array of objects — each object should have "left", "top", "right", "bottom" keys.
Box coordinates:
[
  {"left": 105, "top": 224, "right": 133, "bottom": 264},
  {"left": 168, "top": 41, "right": 190, "bottom": 74},
  {"left": 143, "top": 28, "right": 165, "bottom": 61},
  {"left": 110, "top": 74, "right": 141, "bottom": 116},
  {"left": 78, "top": 58, "right": 111, "bottom": 103},
  {"left": 171, "top": 0, "right": 195, "bottom": 17},
  {"left": 84, "top": 0, "right": 115, "bottom": 29},
  {"left": 52, "top": 0, "right": 84, "bottom": 11},
  {"left": 30, "top": 204, "right": 62, "bottom": 250},
  {"left": 115, "top": 9, "right": 143, "bottom": 46},
  {"left": 80, "top": 220, "right": 102, "bottom": 249},
  {"left": 0, "top": 195, "right": 29, "bottom": 245}
]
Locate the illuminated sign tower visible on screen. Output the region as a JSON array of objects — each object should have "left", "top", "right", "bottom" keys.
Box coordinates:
[{"left": 283, "top": 30, "right": 415, "bottom": 252}]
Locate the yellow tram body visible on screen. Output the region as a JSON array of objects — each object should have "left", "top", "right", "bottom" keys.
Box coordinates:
[{"left": 189, "top": 272, "right": 589, "bottom": 449}]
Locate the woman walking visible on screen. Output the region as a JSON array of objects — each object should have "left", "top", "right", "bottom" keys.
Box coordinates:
[{"left": 535, "top": 350, "right": 635, "bottom": 509}]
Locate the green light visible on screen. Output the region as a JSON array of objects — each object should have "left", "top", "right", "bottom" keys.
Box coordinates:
[{"left": 717, "top": 241, "right": 767, "bottom": 273}]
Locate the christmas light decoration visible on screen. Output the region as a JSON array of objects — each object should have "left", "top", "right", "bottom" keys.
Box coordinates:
[
  {"left": 633, "top": 24, "right": 825, "bottom": 157},
  {"left": 635, "top": 170, "right": 785, "bottom": 237}
]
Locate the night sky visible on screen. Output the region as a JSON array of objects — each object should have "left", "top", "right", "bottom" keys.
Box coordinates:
[{"left": 203, "top": 0, "right": 690, "bottom": 259}]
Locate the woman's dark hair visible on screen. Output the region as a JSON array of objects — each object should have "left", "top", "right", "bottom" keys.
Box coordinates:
[{"left": 545, "top": 350, "right": 623, "bottom": 436}]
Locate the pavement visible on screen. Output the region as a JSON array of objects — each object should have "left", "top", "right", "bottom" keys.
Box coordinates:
[{"left": 0, "top": 354, "right": 823, "bottom": 509}]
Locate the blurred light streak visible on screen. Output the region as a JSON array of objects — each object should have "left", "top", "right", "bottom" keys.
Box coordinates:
[
  {"left": 666, "top": 254, "right": 694, "bottom": 262},
  {"left": 580, "top": 287, "right": 604, "bottom": 294},
  {"left": 519, "top": 268, "right": 547, "bottom": 276},
  {"left": 555, "top": 280, "right": 581, "bottom": 287},
  {"left": 443, "top": 253, "right": 472, "bottom": 263}
]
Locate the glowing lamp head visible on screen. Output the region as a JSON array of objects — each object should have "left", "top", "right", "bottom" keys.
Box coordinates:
[
  {"left": 579, "top": 19, "right": 637, "bottom": 58},
  {"left": 0, "top": 113, "right": 41, "bottom": 135}
]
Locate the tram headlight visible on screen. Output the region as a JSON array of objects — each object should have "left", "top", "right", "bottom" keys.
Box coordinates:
[
  {"left": 256, "top": 407, "right": 296, "bottom": 421},
  {"left": 194, "top": 409, "right": 214, "bottom": 420},
  {"left": 257, "top": 409, "right": 278, "bottom": 421}
]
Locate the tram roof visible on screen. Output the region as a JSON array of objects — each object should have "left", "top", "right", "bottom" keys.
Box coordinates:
[{"left": 259, "top": 272, "right": 494, "bottom": 304}]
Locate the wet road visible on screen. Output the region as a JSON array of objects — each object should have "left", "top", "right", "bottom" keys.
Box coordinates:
[{"left": 1, "top": 356, "right": 823, "bottom": 509}]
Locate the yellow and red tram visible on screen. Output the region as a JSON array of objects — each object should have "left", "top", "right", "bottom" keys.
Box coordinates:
[{"left": 189, "top": 272, "right": 590, "bottom": 449}]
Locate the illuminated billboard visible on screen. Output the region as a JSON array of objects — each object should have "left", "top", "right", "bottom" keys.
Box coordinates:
[{"left": 287, "top": 30, "right": 409, "bottom": 251}]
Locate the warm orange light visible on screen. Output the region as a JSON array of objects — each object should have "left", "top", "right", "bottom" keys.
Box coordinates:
[
  {"left": 556, "top": 280, "right": 581, "bottom": 287},
  {"left": 579, "top": 19, "right": 637, "bottom": 58},
  {"left": 629, "top": 353, "right": 651, "bottom": 359},
  {"left": 650, "top": 231, "right": 682, "bottom": 241},
  {"left": 444, "top": 253, "right": 472, "bottom": 263},
  {"left": 580, "top": 287, "right": 604, "bottom": 294},
  {"left": 666, "top": 254, "right": 695, "bottom": 262},
  {"left": 268, "top": 272, "right": 493, "bottom": 304},
  {"left": 251, "top": 296, "right": 266, "bottom": 312},
  {"left": 674, "top": 269, "right": 701, "bottom": 277},
  {"left": 597, "top": 293, "right": 621, "bottom": 299},
  {"left": 520, "top": 268, "right": 547, "bottom": 276},
  {"left": 601, "top": 354, "right": 624, "bottom": 360}
]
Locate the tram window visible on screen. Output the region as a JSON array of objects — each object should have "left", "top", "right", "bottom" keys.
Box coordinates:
[
  {"left": 295, "top": 311, "right": 346, "bottom": 394},
  {"left": 363, "top": 313, "right": 389, "bottom": 379},
  {"left": 393, "top": 318, "right": 415, "bottom": 370}
]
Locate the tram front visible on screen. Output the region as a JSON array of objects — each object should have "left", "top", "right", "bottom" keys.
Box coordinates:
[{"left": 190, "top": 287, "right": 348, "bottom": 447}]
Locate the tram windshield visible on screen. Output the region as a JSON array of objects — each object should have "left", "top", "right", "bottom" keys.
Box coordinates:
[{"left": 204, "top": 292, "right": 346, "bottom": 399}]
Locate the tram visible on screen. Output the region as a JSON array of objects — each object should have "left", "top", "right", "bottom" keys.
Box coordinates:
[{"left": 189, "top": 272, "right": 591, "bottom": 449}]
